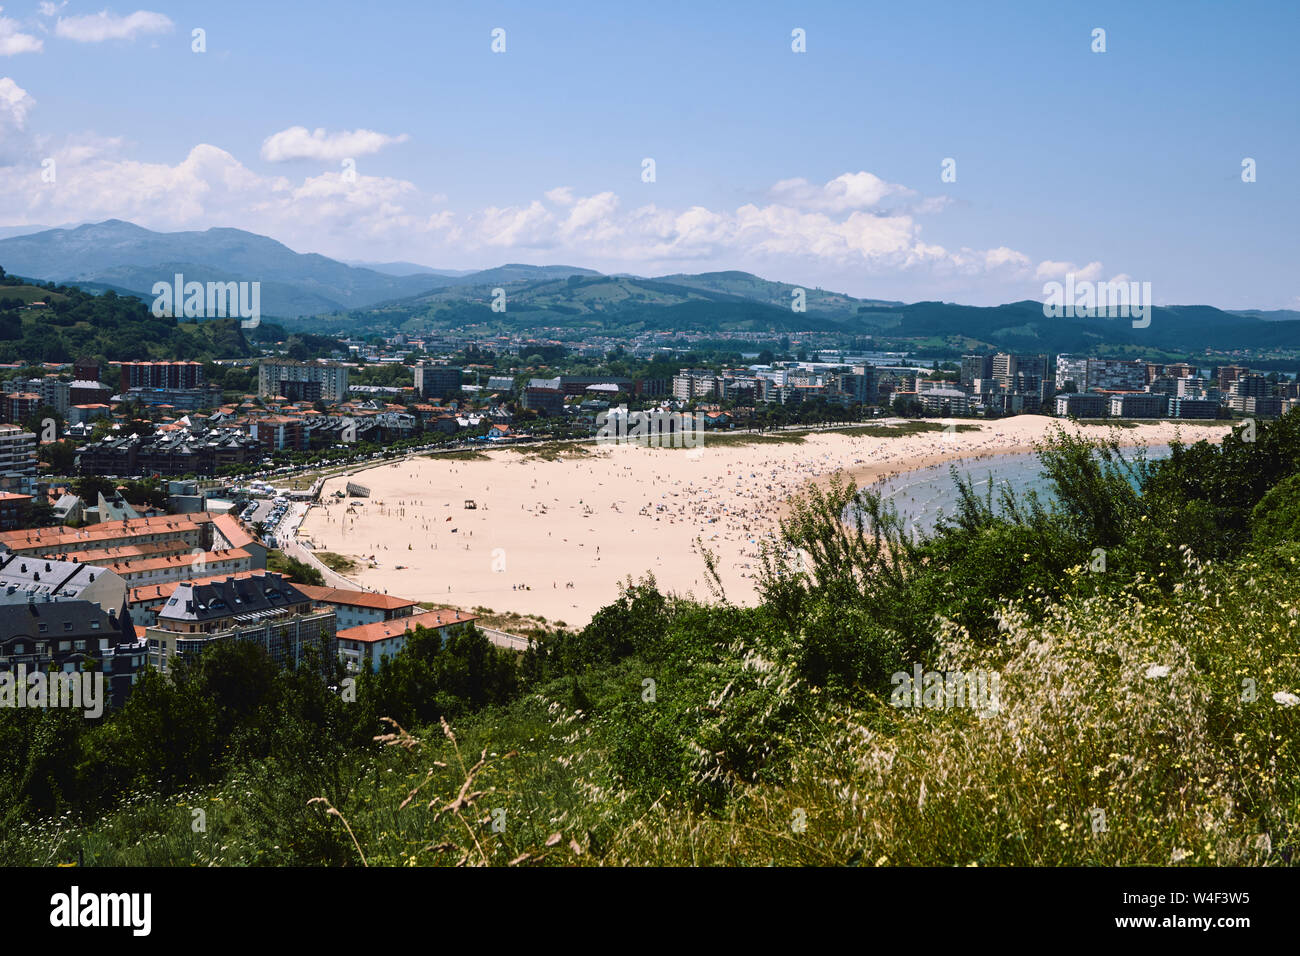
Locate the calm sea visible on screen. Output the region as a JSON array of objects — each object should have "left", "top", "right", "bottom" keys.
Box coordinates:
[{"left": 867, "top": 444, "right": 1172, "bottom": 537}]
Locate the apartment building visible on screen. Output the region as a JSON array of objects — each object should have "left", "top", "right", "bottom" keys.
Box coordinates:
[
  {"left": 0, "top": 514, "right": 198, "bottom": 558},
  {"left": 522, "top": 383, "right": 566, "bottom": 417},
  {"left": 1107, "top": 393, "right": 1169, "bottom": 418},
  {"left": 413, "top": 363, "right": 463, "bottom": 400},
  {"left": 1055, "top": 355, "right": 1147, "bottom": 392},
  {"left": 0, "top": 599, "right": 146, "bottom": 711},
  {"left": 257, "top": 361, "right": 349, "bottom": 403},
  {"left": 4, "top": 376, "right": 70, "bottom": 415},
  {"left": 145, "top": 572, "right": 337, "bottom": 676},
  {"left": 0, "top": 550, "right": 126, "bottom": 611},
  {"left": 294, "top": 584, "right": 418, "bottom": 630},
  {"left": 960, "top": 354, "right": 995, "bottom": 387},
  {"left": 0, "top": 425, "right": 37, "bottom": 494},
  {"left": 118, "top": 361, "right": 205, "bottom": 391},
  {"left": 1055, "top": 393, "right": 1108, "bottom": 418},
  {"left": 1169, "top": 397, "right": 1222, "bottom": 419},
  {"left": 336, "top": 607, "right": 477, "bottom": 674}
]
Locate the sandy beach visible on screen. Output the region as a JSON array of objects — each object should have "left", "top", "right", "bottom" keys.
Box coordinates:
[{"left": 293, "top": 417, "right": 1229, "bottom": 627}]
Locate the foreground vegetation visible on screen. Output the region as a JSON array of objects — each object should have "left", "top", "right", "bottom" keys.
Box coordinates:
[{"left": 3, "top": 416, "right": 1299, "bottom": 866}]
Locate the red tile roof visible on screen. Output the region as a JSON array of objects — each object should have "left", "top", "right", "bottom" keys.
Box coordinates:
[
  {"left": 337, "top": 608, "right": 477, "bottom": 644},
  {"left": 295, "top": 584, "right": 419, "bottom": 611}
]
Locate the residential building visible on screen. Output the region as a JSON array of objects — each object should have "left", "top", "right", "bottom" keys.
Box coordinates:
[
  {"left": 257, "top": 361, "right": 349, "bottom": 403},
  {"left": 0, "top": 600, "right": 146, "bottom": 711},
  {"left": 0, "top": 425, "right": 37, "bottom": 494},
  {"left": 522, "top": 385, "right": 565, "bottom": 417},
  {"left": 118, "top": 361, "right": 205, "bottom": 392},
  {"left": 294, "top": 584, "right": 418, "bottom": 630},
  {"left": 335, "top": 607, "right": 478, "bottom": 673},
  {"left": 1107, "top": 393, "right": 1169, "bottom": 418},
  {"left": 414, "top": 364, "right": 463, "bottom": 400},
  {"left": 145, "top": 572, "right": 337, "bottom": 677},
  {"left": 1170, "top": 397, "right": 1222, "bottom": 420},
  {"left": 960, "top": 354, "right": 995, "bottom": 387},
  {"left": 1055, "top": 393, "right": 1108, "bottom": 418},
  {"left": 0, "top": 552, "right": 127, "bottom": 616}
]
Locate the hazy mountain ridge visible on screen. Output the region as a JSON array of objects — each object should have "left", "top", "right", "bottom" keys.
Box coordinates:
[{"left": 3, "top": 220, "right": 1298, "bottom": 357}]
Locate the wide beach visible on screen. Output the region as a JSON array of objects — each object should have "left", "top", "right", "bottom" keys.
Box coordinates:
[{"left": 294, "top": 416, "right": 1230, "bottom": 627}]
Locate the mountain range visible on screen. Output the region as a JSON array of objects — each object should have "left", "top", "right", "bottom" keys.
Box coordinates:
[{"left": 1, "top": 220, "right": 1297, "bottom": 359}]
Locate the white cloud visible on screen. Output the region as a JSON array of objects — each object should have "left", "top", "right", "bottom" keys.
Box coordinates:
[
  {"left": 769, "top": 171, "right": 912, "bottom": 213},
  {"left": 0, "top": 8, "right": 43, "bottom": 54},
  {"left": 260, "top": 126, "right": 410, "bottom": 162},
  {"left": 0, "top": 135, "right": 1051, "bottom": 296},
  {"left": 37, "top": 2, "right": 68, "bottom": 16},
  {"left": 475, "top": 200, "right": 554, "bottom": 248},
  {"left": 0, "top": 75, "right": 34, "bottom": 128},
  {"left": 1035, "top": 259, "right": 1104, "bottom": 282},
  {"left": 55, "top": 10, "right": 173, "bottom": 43},
  {"left": 558, "top": 191, "right": 620, "bottom": 241}
]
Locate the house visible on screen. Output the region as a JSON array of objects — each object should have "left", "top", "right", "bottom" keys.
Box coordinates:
[
  {"left": 335, "top": 607, "right": 477, "bottom": 673},
  {"left": 51, "top": 493, "right": 85, "bottom": 524},
  {"left": 294, "top": 584, "right": 418, "bottom": 629}
]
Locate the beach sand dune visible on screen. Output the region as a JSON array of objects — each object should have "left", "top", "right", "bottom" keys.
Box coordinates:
[{"left": 295, "top": 416, "right": 1227, "bottom": 627}]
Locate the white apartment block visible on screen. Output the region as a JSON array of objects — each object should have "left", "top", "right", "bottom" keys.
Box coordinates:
[{"left": 258, "top": 361, "right": 349, "bottom": 403}]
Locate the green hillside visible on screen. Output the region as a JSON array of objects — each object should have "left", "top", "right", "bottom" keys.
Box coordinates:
[{"left": 0, "top": 267, "right": 253, "bottom": 363}]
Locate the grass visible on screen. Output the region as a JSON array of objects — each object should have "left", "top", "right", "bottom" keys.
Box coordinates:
[
  {"left": 4, "top": 285, "right": 68, "bottom": 304},
  {"left": 510, "top": 442, "right": 590, "bottom": 461},
  {"left": 432, "top": 450, "right": 491, "bottom": 461},
  {"left": 316, "top": 552, "right": 361, "bottom": 575},
  {"left": 457, "top": 607, "right": 570, "bottom": 637},
  {"left": 5, "top": 546, "right": 1297, "bottom": 867}
]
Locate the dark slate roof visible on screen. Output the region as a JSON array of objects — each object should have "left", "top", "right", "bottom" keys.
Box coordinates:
[
  {"left": 159, "top": 573, "right": 307, "bottom": 624},
  {"left": 0, "top": 553, "right": 111, "bottom": 604},
  {"left": 0, "top": 598, "right": 132, "bottom": 648}
]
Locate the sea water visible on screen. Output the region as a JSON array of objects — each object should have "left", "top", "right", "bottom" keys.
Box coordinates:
[{"left": 867, "top": 444, "right": 1172, "bottom": 538}]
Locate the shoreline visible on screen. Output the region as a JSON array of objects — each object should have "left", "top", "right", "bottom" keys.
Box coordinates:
[{"left": 292, "top": 417, "right": 1230, "bottom": 627}]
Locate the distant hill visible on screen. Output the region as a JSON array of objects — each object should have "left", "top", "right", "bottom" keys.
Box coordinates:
[
  {"left": 654, "top": 270, "right": 902, "bottom": 316},
  {"left": 0, "top": 221, "right": 443, "bottom": 318},
  {"left": 433, "top": 263, "right": 603, "bottom": 287},
  {"left": 1228, "top": 309, "right": 1300, "bottom": 323},
  {"left": 343, "top": 260, "right": 476, "bottom": 278},
  {"left": 4, "top": 219, "right": 1297, "bottom": 360},
  {"left": 862, "top": 300, "right": 1300, "bottom": 356}
]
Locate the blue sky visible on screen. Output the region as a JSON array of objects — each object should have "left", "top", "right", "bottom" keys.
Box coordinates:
[{"left": 1, "top": 0, "right": 1296, "bottom": 307}]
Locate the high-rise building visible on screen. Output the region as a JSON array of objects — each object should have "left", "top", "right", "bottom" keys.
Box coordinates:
[
  {"left": 0, "top": 425, "right": 36, "bottom": 494},
  {"left": 1055, "top": 356, "right": 1145, "bottom": 392},
  {"left": 1233, "top": 374, "right": 1270, "bottom": 399},
  {"left": 992, "top": 353, "right": 1050, "bottom": 390},
  {"left": 119, "top": 361, "right": 205, "bottom": 392},
  {"left": 413, "top": 363, "right": 463, "bottom": 400},
  {"left": 961, "top": 354, "right": 994, "bottom": 387},
  {"left": 258, "top": 361, "right": 349, "bottom": 403},
  {"left": 1216, "top": 365, "right": 1250, "bottom": 391}
]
